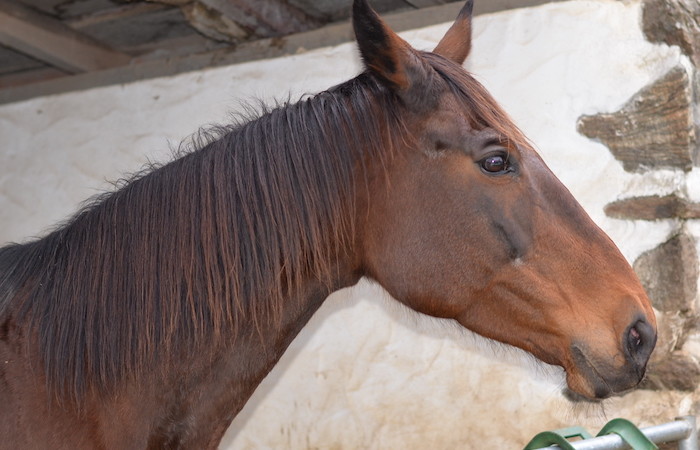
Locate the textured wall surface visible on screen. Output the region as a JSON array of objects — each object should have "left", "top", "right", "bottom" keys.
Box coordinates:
[{"left": 1, "top": 1, "right": 698, "bottom": 448}]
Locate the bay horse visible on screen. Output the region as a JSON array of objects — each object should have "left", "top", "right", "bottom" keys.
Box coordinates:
[{"left": 0, "top": 0, "right": 656, "bottom": 448}]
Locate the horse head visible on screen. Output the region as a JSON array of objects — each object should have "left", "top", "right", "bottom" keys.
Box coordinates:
[{"left": 354, "top": 0, "right": 656, "bottom": 401}]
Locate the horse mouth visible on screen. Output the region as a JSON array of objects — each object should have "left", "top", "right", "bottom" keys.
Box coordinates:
[
  {"left": 565, "top": 344, "right": 644, "bottom": 401},
  {"left": 571, "top": 345, "right": 615, "bottom": 399}
]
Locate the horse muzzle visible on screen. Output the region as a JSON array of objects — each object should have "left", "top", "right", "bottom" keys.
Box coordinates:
[{"left": 565, "top": 317, "right": 656, "bottom": 401}]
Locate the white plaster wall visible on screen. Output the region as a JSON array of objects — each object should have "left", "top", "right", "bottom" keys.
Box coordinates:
[{"left": 0, "top": 1, "right": 697, "bottom": 448}]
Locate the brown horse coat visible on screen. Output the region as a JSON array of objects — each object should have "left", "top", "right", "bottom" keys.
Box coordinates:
[{"left": 0, "top": 1, "right": 655, "bottom": 448}]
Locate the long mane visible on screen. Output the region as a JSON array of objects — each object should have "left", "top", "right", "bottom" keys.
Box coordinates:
[
  {"left": 0, "top": 73, "right": 402, "bottom": 402},
  {"left": 0, "top": 53, "right": 526, "bottom": 404}
]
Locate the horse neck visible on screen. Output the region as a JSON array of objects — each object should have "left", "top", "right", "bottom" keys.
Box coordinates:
[
  {"left": 149, "top": 123, "right": 375, "bottom": 436},
  {"left": 150, "top": 226, "right": 364, "bottom": 447},
  {"left": 227, "top": 261, "right": 361, "bottom": 394},
  {"left": 1, "top": 81, "right": 394, "bottom": 442},
  {"left": 171, "top": 103, "right": 395, "bottom": 436}
]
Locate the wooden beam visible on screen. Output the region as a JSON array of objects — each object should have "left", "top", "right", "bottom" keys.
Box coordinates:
[
  {"left": 66, "top": 3, "right": 168, "bottom": 29},
  {"left": 0, "top": 0, "right": 131, "bottom": 74},
  {"left": 404, "top": 0, "right": 444, "bottom": 8},
  {"left": 0, "top": 0, "right": 569, "bottom": 105},
  {"left": 198, "top": 0, "right": 321, "bottom": 37},
  {"left": 0, "top": 66, "right": 66, "bottom": 89}
]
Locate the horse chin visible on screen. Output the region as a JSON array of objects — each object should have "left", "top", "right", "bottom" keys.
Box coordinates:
[
  {"left": 563, "top": 365, "right": 647, "bottom": 403},
  {"left": 562, "top": 381, "right": 642, "bottom": 404},
  {"left": 563, "top": 371, "right": 613, "bottom": 403},
  {"left": 563, "top": 344, "right": 646, "bottom": 402},
  {"left": 562, "top": 387, "right": 605, "bottom": 404}
]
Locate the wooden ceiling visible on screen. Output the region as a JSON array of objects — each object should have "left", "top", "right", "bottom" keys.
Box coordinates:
[
  {"left": 0, "top": 0, "right": 559, "bottom": 103},
  {"left": 0, "top": 0, "right": 452, "bottom": 93}
]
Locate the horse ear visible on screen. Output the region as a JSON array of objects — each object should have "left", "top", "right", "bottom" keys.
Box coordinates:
[
  {"left": 433, "top": 0, "right": 474, "bottom": 65},
  {"left": 352, "top": 0, "right": 420, "bottom": 91}
]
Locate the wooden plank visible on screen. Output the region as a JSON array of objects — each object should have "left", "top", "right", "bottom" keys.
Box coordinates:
[
  {"left": 0, "top": 0, "right": 568, "bottom": 105},
  {"left": 288, "top": 0, "right": 344, "bottom": 21},
  {"left": 404, "top": 0, "right": 448, "bottom": 8},
  {"left": 0, "top": 66, "right": 66, "bottom": 89},
  {"left": 198, "top": 0, "right": 320, "bottom": 37},
  {"left": 0, "top": 0, "right": 131, "bottom": 73},
  {"left": 0, "top": 44, "right": 46, "bottom": 75},
  {"left": 66, "top": 3, "right": 168, "bottom": 29}
]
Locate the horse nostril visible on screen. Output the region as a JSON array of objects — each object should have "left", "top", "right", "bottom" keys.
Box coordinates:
[
  {"left": 625, "top": 319, "right": 656, "bottom": 369},
  {"left": 628, "top": 326, "right": 642, "bottom": 351}
]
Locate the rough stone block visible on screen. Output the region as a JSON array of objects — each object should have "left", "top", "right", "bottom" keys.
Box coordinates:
[
  {"left": 633, "top": 232, "right": 698, "bottom": 313},
  {"left": 643, "top": 0, "right": 700, "bottom": 68},
  {"left": 578, "top": 67, "right": 694, "bottom": 172},
  {"left": 641, "top": 351, "right": 700, "bottom": 392},
  {"left": 604, "top": 194, "right": 700, "bottom": 220}
]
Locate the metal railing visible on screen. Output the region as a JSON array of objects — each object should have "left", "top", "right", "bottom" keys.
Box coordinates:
[{"left": 525, "top": 416, "right": 697, "bottom": 450}]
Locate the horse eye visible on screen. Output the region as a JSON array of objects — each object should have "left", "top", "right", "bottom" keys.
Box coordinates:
[{"left": 480, "top": 154, "right": 509, "bottom": 174}]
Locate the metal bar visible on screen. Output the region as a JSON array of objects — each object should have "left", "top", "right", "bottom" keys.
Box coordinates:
[
  {"left": 678, "top": 416, "right": 698, "bottom": 450},
  {"left": 534, "top": 416, "right": 697, "bottom": 450}
]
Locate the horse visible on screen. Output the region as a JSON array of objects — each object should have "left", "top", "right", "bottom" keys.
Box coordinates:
[{"left": 0, "top": 0, "right": 656, "bottom": 448}]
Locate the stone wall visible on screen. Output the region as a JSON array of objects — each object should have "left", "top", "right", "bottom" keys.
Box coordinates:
[
  {"left": 579, "top": 0, "right": 700, "bottom": 397},
  {"left": 1, "top": 1, "right": 699, "bottom": 448}
]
